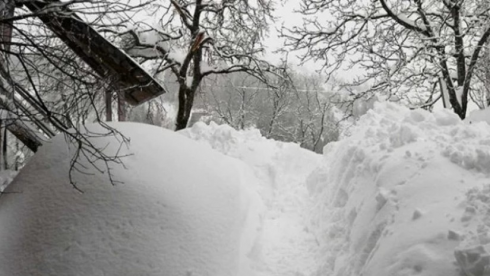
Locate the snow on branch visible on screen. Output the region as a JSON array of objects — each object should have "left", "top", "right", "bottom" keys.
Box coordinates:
[{"left": 379, "top": 0, "right": 428, "bottom": 36}]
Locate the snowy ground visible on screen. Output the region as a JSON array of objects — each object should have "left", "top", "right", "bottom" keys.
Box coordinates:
[
  {"left": 1, "top": 102, "right": 490, "bottom": 275},
  {"left": 181, "top": 123, "right": 322, "bottom": 276},
  {"left": 305, "top": 103, "right": 490, "bottom": 276}
]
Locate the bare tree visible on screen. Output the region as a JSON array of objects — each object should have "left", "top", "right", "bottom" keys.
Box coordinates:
[
  {"left": 202, "top": 73, "right": 261, "bottom": 129},
  {"left": 289, "top": 73, "right": 339, "bottom": 152},
  {"left": 0, "top": 0, "right": 157, "bottom": 188},
  {"left": 282, "top": 0, "right": 490, "bottom": 119},
  {"left": 121, "top": 0, "right": 282, "bottom": 130},
  {"left": 198, "top": 68, "right": 339, "bottom": 153}
]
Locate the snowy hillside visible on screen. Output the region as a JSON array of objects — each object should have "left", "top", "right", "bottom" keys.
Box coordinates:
[{"left": 1, "top": 102, "right": 490, "bottom": 276}]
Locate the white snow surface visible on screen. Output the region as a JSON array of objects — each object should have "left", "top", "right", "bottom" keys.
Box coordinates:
[
  {"left": 307, "top": 102, "right": 490, "bottom": 276},
  {"left": 468, "top": 107, "right": 490, "bottom": 125},
  {"left": 1, "top": 102, "right": 490, "bottom": 276},
  {"left": 0, "top": 123, "right": 262, "bottom": 276},
  {"left": 181, "top": 122, "right": 322, "bottom": 276}
]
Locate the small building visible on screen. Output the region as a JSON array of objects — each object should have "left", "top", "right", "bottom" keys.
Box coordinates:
[{"left": 0, "top": 0, "right": 167, "bottom": 151}]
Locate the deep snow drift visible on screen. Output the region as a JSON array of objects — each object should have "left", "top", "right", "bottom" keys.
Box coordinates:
[
  {"left": 1, "top": 103, "right": 490, "bottom": 276},
  {"left": 181, "top": 123, "right": 322, "bottom": 276},
  {"left": 0, "top": 123, "right": 263, "bottom": 276},
  {"left": 306, "top": 102, "right": 490, "bottom": 276}
]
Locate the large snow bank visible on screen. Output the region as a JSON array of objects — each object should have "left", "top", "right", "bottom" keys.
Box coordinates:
[
  {"left": 181, "top": 123, "right": 323, "bottom": 276},
  {"left": 2, "top": 102, "right": 490, "bottom": 276},
  {"left": 0, "top": 123, "right": 262, "bottom": 276},
  {"left": 307, "top": 102, "right": 490, "bottom": 276},
  {"left": 0, "top": 120, "right": 323, "bottom": 276}
]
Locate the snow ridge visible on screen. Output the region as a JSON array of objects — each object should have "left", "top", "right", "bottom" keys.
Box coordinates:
[
  {"left": 306, "top": 102, "right": 490, "bottom": 276},
  {"left": 2, "top": 103, "right": 490, "bottom": 276},
  {"left": 181, "top": 122, "right": 323, "bottom": 276}
]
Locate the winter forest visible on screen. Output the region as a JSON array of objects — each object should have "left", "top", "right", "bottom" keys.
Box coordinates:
[{"left": 1, "top": 0, "right": 490, "bottom": 275}]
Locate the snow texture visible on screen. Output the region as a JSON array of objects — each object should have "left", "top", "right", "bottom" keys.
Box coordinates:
[
  {"left": 0, "top": 123, "right": 261, "bottom": 276},
  {"left": 181, "top": 122, "right": 322, "bottom": 276},
  {"left": 398, "top": 14, "right": 427, "bottom": 31},
  {"left": 127, "top": 31, "right": 187, "bottom": 65},
  {"left": 2, "top": 102, "right": 490, "bottom": 276},
  {"left": 306, "top": 102, "right": 490, "bottom": 276},
  {"left": 468, "top": 107, "right": 490, "bottom": 125}
]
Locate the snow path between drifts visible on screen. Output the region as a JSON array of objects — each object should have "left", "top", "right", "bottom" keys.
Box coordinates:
[
  {"left": 183, "top": 102, "right": 490, "bottom": 276},
  {"left": 2, "top": 101, "right": 490, "bottom": 275},
  {"left": 181, "top": 123, "right": 322, "bottom": 276}
]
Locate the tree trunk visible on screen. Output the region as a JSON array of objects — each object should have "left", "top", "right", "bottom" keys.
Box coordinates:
[
  {"left": 106, "top": 90, "right": 112, "bottom": 122},
  {"left": 3, "top": 124, "right": 8, "bottom": 170},
  {"left": 0, "top": 120, "right": 3, "bottom": 170},
  {"left": 485, "top": 46, "right": 490, "bottom": 107},
  {"left": 14, "top": 138, "right": 18, "bottom": 171},
  {"left": 117, "top": 93, "right": 126, "bottom": 121},
  {"left": 175, "top": 86, "right": 195, "bottom": 130},
  {"left": 0, "top": 0, "right": 15, "bottom": 52},
  {"left": 239, "top": 89, "right": 246, "bottom": 129}
]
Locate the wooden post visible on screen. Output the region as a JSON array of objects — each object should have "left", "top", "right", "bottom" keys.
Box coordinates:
[
  {"left": 0, "top": 2, "right": 45, "bottom": 152},
  {"left": 0, "top": 95, "right": 44, "bottom": 152},
  {"left": 117, "top": 93, "right": 126, "bottom": 121},
  {"left": 106, "top": 90, "right": 112, "bottom": 122},
  {"left": 0, "top": 0, "right": 15, "bottom": 52},
  {"left": 0, "top": 120, "right": 3, "bottom": 170},
  {"left": 3, "top": 125, "right": 8, "bottom": 170},
  {"left": 14, "top": 138, "right": 18, "bottom": 170},
  {"left": 484, "top": 45, "right": 490, "bottom": 107}
]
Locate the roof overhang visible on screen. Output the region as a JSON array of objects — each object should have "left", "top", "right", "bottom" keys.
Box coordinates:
[{"left": 24, "top": 0, "right": 167, "bottom": 105}]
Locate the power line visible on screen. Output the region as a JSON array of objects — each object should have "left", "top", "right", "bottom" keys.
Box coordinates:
[{"left": 200, "top": 84, "right": 326, "bottom": 93}]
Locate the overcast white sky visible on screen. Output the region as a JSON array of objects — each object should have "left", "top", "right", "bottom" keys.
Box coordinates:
[
  {"left": 265, "top": 1, "right": 367, "bottom": 84},
  {"left": 264, "top": 1, "right": 321, "bottom": 72}
]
